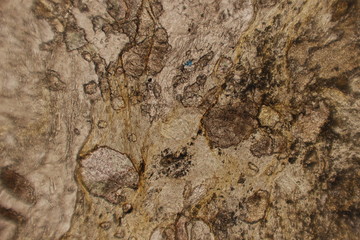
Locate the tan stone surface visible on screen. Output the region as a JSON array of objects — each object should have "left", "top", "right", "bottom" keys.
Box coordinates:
[{"left": 0, "top": 0, "right": 359, "bottom": 239}]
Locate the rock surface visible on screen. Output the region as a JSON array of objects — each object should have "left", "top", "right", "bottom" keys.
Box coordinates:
[{"left": 0, "top": 0, "right": 359, "bottom": 239}]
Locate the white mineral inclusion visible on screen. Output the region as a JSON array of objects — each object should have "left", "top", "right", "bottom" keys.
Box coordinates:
[
  {"left": 188, "top": 220, "right": 215, "bottom": 240},
  {"left": 149, "top": 228, "right": 163, "bottom": 240}
]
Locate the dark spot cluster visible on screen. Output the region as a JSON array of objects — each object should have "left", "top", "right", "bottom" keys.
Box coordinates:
[
  {"left": 221, "top": 27, "right": 284, "bottom": 106},
  {"left": 211, "top": 210, "right": 237, "bottom": 238},
  {"left": 325, "top": 168, "right": 360, "bottom": 213},
  {"left": 305, "top": 167, "right": 360, "bottom": 239},
  {"left": 158, "top": 147, "right": 192, "bottom": 178}
]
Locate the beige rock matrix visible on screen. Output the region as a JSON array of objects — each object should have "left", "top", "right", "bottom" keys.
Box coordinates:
[{"left": 0, "top": 0, "right": 359, "bottom": 239}]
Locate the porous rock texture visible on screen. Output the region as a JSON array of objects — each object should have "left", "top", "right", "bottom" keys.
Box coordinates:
[{"left": 0, "top": 0, "right": 359, "bottom": 239}]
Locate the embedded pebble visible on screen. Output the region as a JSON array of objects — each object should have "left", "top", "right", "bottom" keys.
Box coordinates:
[
  {"left": 99, "top": 221, "right": 111, "bottom": 230},
  {"left": 80, "top": 147, "right": 139, "bottom": 204},
  {"left": 97, "top": 120, "right": 108, "bottom": 129},
  {"left": 83, "top": 80, "right": 98, "bottom": 95}
]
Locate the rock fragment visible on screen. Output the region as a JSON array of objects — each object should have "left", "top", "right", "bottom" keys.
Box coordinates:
[
  {"left": 80, "top": 147, "right": 139, "bottom": 204},
  {"left": 150, "top": 227, "right": 175, "bottom": 240},
  {"left": 248, "top": 162, "right": 259, "bottom": 173},
  {"left": 187, "top": 220, "right": 215, "bottom": 240},
  {"left": 150, "top": 219, "right": 214, "bottom": 240},
  {"left": 292, "top": 103, "right": 329, "bottom": 142},
  {"left": 195, "top": 51, "right": 215, "bottom": 70},
  {"left": 147, "top": 28, "right": 171, "bottom": 75},
  {"left": 83, "top": 81, "right": 97, "bottom": 95},
  {"left": 99, "top": 221, "right": 111, "bottom": 230},
  {"left": 114, "top": 230, "right": 125, "bottom": 238},
  {"left": 64, "top": 27, "right": 88, "bottom": 51},
  {"left": 127, "top": 133, "right": 137, "bottom": 142},
  {"left": 238, "top": 190, "right": 270, "bottom": 224},
  {"left": 97, "top": 120, "right": 108, "bottom": 129},
  {"left": 122, "top": 40, "right": 151, "bottom": 77},
  {"left": 202, "top": 102, "right": 258, "bottom": 148},
  {"left": 43, "top": 70, "right": 66, "bottom": 91},
  {"left": 258, "top": 105, "right": 280, "bottom": 128},
  {"left": 111, "top": 96, "right": 125, "bottom": 111},
  {"left": 175, "top": 216, "right": 188, "bottom": 240},
  {"left": 81, "top": 51, "right": 92, "bottom": 62},
  {"left": 250, "top": 132, "right": 274, "bottom": 157},
  {"left": 122, "top": 203, "right": 133, "bottom": 214}
]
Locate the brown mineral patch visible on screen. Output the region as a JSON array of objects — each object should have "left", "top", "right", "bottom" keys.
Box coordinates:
[
  {"left": 331, "top": 0, "right": 357, "bottom": 22},
  {"left": 0, "top": 168, "right": 36, "bottom": 204},
  {"left": 0, "top": 205, "right": 26, "bottom": 224},
  {"left": 202, "top": 102, "right": 258, "bottom": 148}
]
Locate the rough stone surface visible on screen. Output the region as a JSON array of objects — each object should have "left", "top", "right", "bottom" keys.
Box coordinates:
[{"left": 0, "top": 0, "right": 359, "bottom": 239}]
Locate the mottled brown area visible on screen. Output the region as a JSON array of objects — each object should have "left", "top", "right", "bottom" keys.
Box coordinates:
[
  {"left": 325, "top": 168, "right": 360, "bottom": 214},
  {"left": 331, "top": 0, "right": 357, "bottom": 22},
  {"left": 0, "top": 206, "right": 26, "bottom": 224},
  {"left": 0, "top": 168, "right": 36, "bottom": 204},
  {"left": 250, "top": 132, "right": 274, "bottom": 158},
  {"left": 211, "top": 210, "right": 236, "bottom": 238}
]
